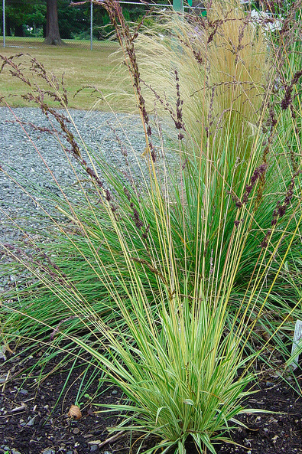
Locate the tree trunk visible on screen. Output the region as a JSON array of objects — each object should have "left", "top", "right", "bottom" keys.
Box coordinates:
[
  {"left": 15, "top": 24, "right": 24, "bottom": 37},
  {"left": 6, "top": 17, "right": 12, "bottom": 36},
  {"left": 44, "top": 0, "right": 64, "bottom": 45}
]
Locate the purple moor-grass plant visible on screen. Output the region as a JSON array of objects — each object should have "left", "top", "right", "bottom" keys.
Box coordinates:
[{"left": 1, "top": 1, "right": 302, "bottom": 453}]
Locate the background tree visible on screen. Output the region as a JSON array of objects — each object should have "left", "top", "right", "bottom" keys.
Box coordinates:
[
  {"left": 1, "top": 0, "right": 166, "bottom": 42},
  {"left": 57, "top": 1, "right": 90, "bottom": 39},
  {"left": 5, "top": 0, "right": 37, "bottom": 37},
  {"left": 45, "top": 0, "right": 63, "bottom": 45}
]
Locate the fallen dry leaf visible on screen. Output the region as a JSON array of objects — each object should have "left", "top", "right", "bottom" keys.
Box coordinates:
[{"left": 67, "top": 404, "right": 82, "bottom": 420}]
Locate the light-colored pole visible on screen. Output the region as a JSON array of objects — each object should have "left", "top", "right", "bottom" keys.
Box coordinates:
[
  {"left": 90, "top": 0, "right": 93, "bottom": 51},
  {"left": 3, "top": 0, "right": 5, "bottom": 48}
]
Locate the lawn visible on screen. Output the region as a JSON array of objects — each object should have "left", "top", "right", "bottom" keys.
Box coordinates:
[{"left": 0, "top": 37, "right": 135, "bottom": 111}]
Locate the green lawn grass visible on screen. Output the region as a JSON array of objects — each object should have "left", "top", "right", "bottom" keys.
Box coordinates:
[{"left": 0, "top": 37, "right": 135, "bottom": 111}]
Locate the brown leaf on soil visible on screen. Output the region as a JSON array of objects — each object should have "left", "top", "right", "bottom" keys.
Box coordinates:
[{"left": 67, "top": 405, "right": 82, "bottom": 420}]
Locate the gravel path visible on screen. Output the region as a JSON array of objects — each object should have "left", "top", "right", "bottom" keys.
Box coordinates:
[{"left": 0, "top": 107, "right": 158, "bottom": 291}]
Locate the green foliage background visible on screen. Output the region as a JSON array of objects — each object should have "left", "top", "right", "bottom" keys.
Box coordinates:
[{"left": 0, "top": 0, "right": 149, "bottom": 40}]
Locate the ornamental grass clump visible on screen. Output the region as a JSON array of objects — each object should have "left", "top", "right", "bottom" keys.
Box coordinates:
[
  {"left": 135, "top": 0, "right": 269, "bottom": 156},
  {"left": 1, "top": 0, "right": 302, "bottom": 453}
]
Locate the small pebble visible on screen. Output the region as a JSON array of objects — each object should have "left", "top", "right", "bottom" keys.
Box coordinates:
[
  {"left": 19, "top": 389, "right": 28, "bottom": 395},
  {"left": 73, "top": 427, "right": 80, "bottom": 435},
  {"left": 27, "top": 416, "right": 36, "bottom": 426},
  {"left": 90, "top": 446, "right": 98, "bottom": 452},
  {"left": 111, "top": 389, "right": 118, "bottom": 395}
]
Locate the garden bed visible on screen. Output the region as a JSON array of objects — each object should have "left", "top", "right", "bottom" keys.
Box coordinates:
[{"left": 1, "top": 349, "right": 302, "bottom": 454}]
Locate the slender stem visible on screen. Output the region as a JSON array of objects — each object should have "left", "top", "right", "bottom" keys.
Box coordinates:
[
  {"left": 98, "top": 431, "right": 125, "bottom": 448},
  {"left": 2, "top": 0, "right": 5, "bottom": 48},
  {"left": 90, "top": 0, "right": 93, "bottom": 51}
]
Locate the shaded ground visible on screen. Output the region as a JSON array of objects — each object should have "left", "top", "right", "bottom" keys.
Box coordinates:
[{"left": 1, "top": 348, "right": 302, "bottom": 454}]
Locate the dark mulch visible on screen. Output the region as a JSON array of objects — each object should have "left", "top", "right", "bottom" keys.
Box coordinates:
[{"left": 1, "top": 348, "right": 302, "bottom": 454}]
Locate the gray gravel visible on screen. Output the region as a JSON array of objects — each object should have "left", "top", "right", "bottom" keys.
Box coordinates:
[{"left": 0, "top": 107, "right": 162, "bottom": 291}]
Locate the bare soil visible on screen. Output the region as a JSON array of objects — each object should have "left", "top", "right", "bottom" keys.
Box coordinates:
[{"left": 1, "top": 348, "right": 302, "bottom": 454}]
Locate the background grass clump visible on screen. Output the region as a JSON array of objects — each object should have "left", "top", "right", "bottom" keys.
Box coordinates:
[{"left": 1, "top": 0, "right": 302, "bottom": 453}]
